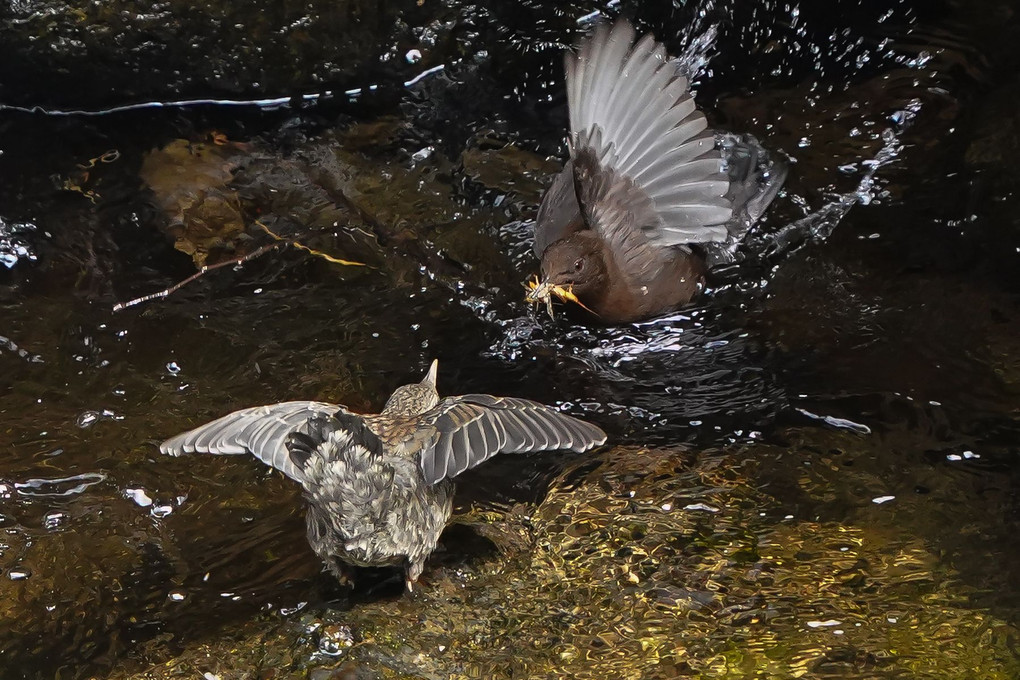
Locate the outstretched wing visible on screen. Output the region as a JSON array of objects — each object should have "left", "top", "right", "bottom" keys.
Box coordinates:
[
  {"left": 159, "top": 401, "right": 344, "bottom": 483},
  {"left": 566, "top": 20, "right": 732, "bottom": 247},
  {"left": 414, "top": 395, "right": 607, "bottom": 485}
]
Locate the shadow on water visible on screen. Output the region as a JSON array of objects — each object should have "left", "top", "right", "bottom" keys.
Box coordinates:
[{"left": 1, "top": 0, "right": 1019, "bottom": 677}]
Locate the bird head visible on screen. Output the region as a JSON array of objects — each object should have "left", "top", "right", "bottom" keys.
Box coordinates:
[
  {"left": 532, "top": 232, "right": 608, "bottom": 309},
  {"left": 382, "top": 359, "right": 440, "bottom": 416}
]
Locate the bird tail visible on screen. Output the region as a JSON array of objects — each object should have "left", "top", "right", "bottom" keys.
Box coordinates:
[
  {"left": 701, "top": 132, "right": 788, "bottom": 265},
  {"left": 286, "top": 412, "right": 384, "bottom": 475}
]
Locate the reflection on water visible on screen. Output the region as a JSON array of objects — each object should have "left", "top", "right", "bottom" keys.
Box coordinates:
[
  {"left": 1, "top": 0, "right": 1018, "bottom": 677},
  {"left": 13, "top": 473, "right": 107, "bottom": 498}
]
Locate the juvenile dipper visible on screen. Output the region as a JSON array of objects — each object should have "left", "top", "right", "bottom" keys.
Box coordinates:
[
  {"left": 530, "top": 19, "right": 786, "bottom": 323},
  {"left": 160, "top": 360, "right": 606, "bottom": 590}
]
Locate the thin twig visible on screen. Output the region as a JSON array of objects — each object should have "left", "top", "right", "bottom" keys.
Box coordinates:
[
  {"left": 112, "top": 242, "right": 281, "bottom": 311},
  {"left": 113, "top": 221, "right": 367, "bottom": 312}
]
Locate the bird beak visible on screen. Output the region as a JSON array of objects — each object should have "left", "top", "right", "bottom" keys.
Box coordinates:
[{"left": 423, "top": 359, "right": 438, "bottom": 387}]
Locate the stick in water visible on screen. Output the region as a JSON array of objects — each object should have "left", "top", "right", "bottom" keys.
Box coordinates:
[
  {"left": 112, "top": 221, "right": 367, "bottom": 312},
  {"left": 112, "top": 242, "right": 281, "bottom": 312}
]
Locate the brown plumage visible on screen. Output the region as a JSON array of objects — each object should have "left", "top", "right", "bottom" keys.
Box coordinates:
[
  {"left": 160, "top": 360, "right": 606, "bottom": 590},
  {"left": 531, "top": 19, "right": 786, "bottom": 323}
]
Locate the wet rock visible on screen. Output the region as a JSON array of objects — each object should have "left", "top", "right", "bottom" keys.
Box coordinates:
[
  {"left": 139, "top": 121, "right": 526, "bottom": 281},
  {"left": 140, "top": 136, "right": 252, "bottom": 268},
  {"left": 459, "top": 138, "right": 559, "bottom": 205}
]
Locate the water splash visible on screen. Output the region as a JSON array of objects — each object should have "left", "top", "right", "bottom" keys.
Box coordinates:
[
  {"left": 0, "top": 217, "right": 36, "bottom": 269},
  {"left": 76, "top": 409, "right": 124, "bottom": 428},
  {"left": 0, "top": 334, "right": 44, "bottom": 363},
  {"left": 764, "top": 116, "right": 911, "bottom": 260}
]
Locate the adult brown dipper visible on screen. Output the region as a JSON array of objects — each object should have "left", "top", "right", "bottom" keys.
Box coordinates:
[
  {"left": 160, "top": 360, "right": 606, "bottom": 591},
  {"left": 530, "top": 19, "right": 786, "bottom": 323}
]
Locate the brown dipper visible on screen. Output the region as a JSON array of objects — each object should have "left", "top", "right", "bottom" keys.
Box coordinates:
[
  {"left": 531, "top": 19, "right": 785, "bottom": 323},
  {"left": 160, "top": 360, "right": 606, "bottom": 591}
]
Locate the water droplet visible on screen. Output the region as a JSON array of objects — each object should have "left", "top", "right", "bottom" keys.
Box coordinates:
[
  {"left": 43, "top": 511, "right": 68, "bottom": 531},
  {"left": 683, "top": 503, "right": 719, "bottom": 513},
  {"left": 411, "top": 146, "right": 434, "bottom": 163},
  {"left": 280, "top": 601, "right": 307, "bottom": 616},
  {"left": 125, "top": 488, "right": 153, "bottom": 508},
  {"left": 76, "top": 411, "right": 99, "bottom": 428},
  {"left": 151, "top": 504, "right": 173, "bottom": 518},
  {"left": 166, "top": 361, "right": 181, "bottom": 375}
]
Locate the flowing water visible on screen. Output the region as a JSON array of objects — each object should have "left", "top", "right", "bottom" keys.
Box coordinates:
[{"left": 1, "top": 0, "right": 1018, "bottom": 678}]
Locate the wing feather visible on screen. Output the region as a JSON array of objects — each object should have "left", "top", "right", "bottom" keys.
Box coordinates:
[
  {"left": 565, "top": 19, "right": 734, "bottom": 249},
  {"left": 159, "top": 401, "right": 343, "bottom": 483},
  {"left": 415, "top": 396, "right": 607, "bottom": 485}
]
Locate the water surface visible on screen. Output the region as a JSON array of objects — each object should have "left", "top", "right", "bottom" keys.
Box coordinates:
[{"left": 1, "top": 0, "right": 1018, "bottom": 677}]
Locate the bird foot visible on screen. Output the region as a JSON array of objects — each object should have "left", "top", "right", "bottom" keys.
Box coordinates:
[{"left": 328, "top": 563, "right": 356, "bottom": 589}]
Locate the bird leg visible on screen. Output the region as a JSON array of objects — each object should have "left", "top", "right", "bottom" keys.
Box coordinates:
[
  {"left": 326, "top": 560, "right": 356, "bottom": 588},
  {"left": 405, "top": 559, "right": 425, "bottom": 594}
]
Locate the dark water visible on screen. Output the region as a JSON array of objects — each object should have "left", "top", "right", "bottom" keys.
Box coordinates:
[{"left": 1, "top": 0, "right": 1018, "bottom": 677}]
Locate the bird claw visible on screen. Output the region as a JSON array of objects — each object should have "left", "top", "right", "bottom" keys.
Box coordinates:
[{"left": 404, "top": 575, "right": 429, "bottom": 599}]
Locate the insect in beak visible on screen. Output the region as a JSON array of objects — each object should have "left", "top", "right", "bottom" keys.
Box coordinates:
[{"left": 524, "top": 275, "right": 597, "bottom": 318}]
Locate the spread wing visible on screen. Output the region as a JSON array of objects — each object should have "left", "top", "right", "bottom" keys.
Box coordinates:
[
  {"left": 159, "top": 401, "right": 345, "bottom": 483},
  {"left": 415, "top": 395, "right": 607, "bottom": 485},
  {"left": 566, "top": 19, "right": 732, "bottom": 248}
]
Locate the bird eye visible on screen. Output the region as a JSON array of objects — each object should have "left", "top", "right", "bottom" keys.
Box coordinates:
[{"left": 573, "top": 258, "right": 584, "bottom": 271}]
